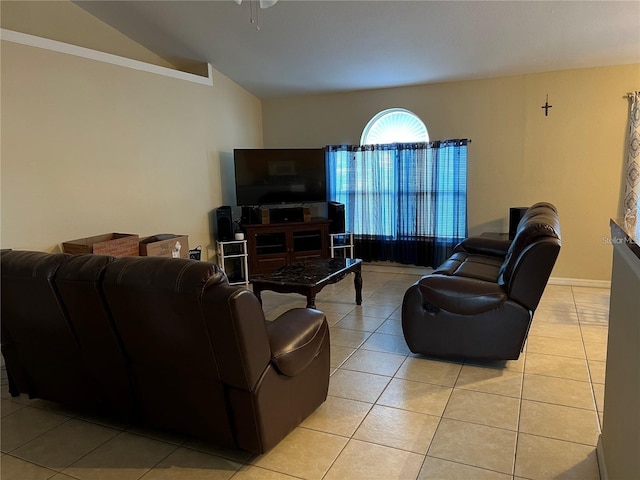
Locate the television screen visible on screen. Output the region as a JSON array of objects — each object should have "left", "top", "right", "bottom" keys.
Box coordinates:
[{"left": 234, "top": 148, "right": 327, "bottom": 206}]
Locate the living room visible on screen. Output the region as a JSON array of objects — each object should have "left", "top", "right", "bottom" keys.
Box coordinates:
[
  {"left": 0, "top": 1, "right": 637, "bottom": 281},
  {"left": 1, "top": 1, "right": 639, "bottom": 479}
]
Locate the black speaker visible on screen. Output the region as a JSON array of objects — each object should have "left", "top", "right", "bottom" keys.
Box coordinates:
[
  {"left": 328, "top": 201, "right": 345, "bottom": 234},
  {"left": 270, "top": 207, "right": 304, "bottom": 223},
  {"left": 241, "top": 206, "right": 258, "bottom": 225},
  {"left": 509, "top": 206, "right": 529, "bottom": 240},
  {"left": 216, "top": 206, "right": 234, "bottom": 241}
]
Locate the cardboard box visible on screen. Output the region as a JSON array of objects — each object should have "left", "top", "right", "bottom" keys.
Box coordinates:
[
  {"left": 62, "top": 233, "right": 139, "bottom": 257},
  {"left": 139, "top": 234, "right": 189, "bottom": 259}
]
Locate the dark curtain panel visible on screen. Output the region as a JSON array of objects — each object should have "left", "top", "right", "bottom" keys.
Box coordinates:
[{"left": 326, "top": 140, "right": 468, "bottom": 268}]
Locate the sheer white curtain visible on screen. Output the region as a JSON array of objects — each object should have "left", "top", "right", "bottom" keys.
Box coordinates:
[{"left": 624, "top": 91, "right": 640, "bottom": 222}]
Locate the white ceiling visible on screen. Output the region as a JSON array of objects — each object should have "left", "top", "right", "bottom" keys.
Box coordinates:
[{"left": 74, "top": 0, "right": 640, "bottom": 99}]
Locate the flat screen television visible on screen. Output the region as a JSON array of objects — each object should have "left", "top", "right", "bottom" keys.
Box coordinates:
[{"left": 234, "top": 148, "right": 327, "bottom": 206}]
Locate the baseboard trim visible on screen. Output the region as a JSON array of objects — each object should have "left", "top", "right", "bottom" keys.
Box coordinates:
[
  {"left": 362, "top": 262, "right": 433, "bottom": 275},
  {"left": 548, "top": 277, "right": 611, "bottom": 289},
  {"left": 597, "top": 434, "right": 608, "bottom": 480}
]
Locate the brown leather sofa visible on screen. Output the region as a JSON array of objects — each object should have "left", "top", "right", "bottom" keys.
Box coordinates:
[
  {"left": 1, "top": 251, "right": 330, "bottom": 453},
  {"left": 402, "top": 202, "right": 561, "bottom": 360}
]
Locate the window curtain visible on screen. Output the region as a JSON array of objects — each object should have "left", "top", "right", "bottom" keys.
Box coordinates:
[
  {"left": 326, "top": 140, "right": 468, "bottom": 267},
  {"left": 624, "top": 91, "right": 640, "bottom": 222}
]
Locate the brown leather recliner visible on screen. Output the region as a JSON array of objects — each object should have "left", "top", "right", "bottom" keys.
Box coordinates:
[
  {"left": 101, "top": 256, "right": 330, "bottom": 453},
  {"left": 1, "top": 251, "right": 330, "bottom": 453},
  {"left": 402, "top": 202, "right": 561, "bottom": 360}
]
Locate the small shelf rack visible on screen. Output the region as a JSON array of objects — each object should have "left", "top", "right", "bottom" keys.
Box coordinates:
[
  {"left": 329, "top": 232, "right": 354, "bottom": 259},
  {"left": 216, "top": 239, "right": 249, "bottom": 286}
]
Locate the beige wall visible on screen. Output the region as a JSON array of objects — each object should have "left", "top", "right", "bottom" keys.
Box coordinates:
[
  {"left": 1, "top": 0, "right": 175, "bottom": 68},
  {"left": 263, "top": 64, "right": 640, "bottom": 281},
  {"left": 1, "top": 40, "right": 263, "bottom": 258}
]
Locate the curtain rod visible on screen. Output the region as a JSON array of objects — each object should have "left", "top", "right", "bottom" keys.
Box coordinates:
[{"left": 625, "top": 92, "right": 639, "bottom": 98}]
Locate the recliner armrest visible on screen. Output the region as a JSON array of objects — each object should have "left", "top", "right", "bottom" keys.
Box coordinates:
[
  {"left": 418, "top": 275, "right": 508, "bottom": 315},
  {"left": 454, "top": 236, "right": 511, "bottom": 258},
  {"left": 266, "top": 308, "right": 328, "bottom": 377}
]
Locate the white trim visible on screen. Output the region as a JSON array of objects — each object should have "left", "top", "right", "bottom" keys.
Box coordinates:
[
  {"left": 597, "top": 435, "right": 609, "bottom": 480},
  {"left": 0, "top": 28, "right": 213, "bottom": 86},
  {"left": 548, "top": 277, "right": 611, "bottom": 289}
]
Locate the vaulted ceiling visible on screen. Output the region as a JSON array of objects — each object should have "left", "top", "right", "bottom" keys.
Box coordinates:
[{"left": 71, "top": 1, "right": 640, "bottom": 99}]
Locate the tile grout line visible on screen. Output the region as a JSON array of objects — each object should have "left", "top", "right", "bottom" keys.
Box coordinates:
[
  {"left": 513, "top": 333, "right": 529, "bottom": 478},
  {"left": 572, "top": 285, "right": 606, "bottom": 433}
]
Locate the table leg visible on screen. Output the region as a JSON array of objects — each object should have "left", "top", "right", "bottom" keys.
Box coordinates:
[
  {"left": 354, "top": 268, "right": 363, "bottom": 305},
  {"left": 306, "top": 294, "right": 317, "bottom": 309}
]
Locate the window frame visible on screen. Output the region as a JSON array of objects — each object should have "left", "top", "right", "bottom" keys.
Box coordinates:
[{"left": 360, "top": 108, "right": 429, "bottom": 145}]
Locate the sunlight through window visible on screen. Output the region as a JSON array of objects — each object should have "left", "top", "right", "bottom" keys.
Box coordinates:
[{"left": 360, "top": 108, "right": 428, "bottom": 145}]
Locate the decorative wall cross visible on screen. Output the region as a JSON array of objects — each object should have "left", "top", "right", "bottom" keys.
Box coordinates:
[{"left": 541, "top": 94, "right": 553, "bottom": 116}]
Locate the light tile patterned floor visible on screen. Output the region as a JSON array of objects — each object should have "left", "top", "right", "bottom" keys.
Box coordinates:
[{"left": 1, "top": 265, "right": 608, "bottom": 479}]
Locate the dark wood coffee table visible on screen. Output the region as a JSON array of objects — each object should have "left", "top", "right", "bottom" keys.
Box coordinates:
[{"left": 251, "top": 258, "right": 362, "bottom": 309}]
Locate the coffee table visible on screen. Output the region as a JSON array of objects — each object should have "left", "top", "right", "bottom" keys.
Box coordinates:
[{"left": 251, "top": 258, "right": 362, "bottom": 309}]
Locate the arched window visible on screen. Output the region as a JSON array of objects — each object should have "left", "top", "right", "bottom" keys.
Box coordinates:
[
  {"left": 326, "top": 107, "right": 468, "bottom": 267},
  {"left": 360, "top": 108, "right": 428, "bottom": 145}
]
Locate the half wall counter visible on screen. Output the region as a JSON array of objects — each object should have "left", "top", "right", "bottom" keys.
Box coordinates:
[{"left": 597, "top": 217, "right": 640, "bottom": 480}]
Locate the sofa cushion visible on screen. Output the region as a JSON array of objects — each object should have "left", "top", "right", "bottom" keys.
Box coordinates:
[
  {"left": 453, "top": 236, "right": 511, "bottom": 257},
  {"left": 433, "top": 252, "right": 503, "bottom": 283},
  {"left": 267, "top": 308, "right": 328, "bottom": 377},
  {"left": 418, "top": 275, "right": 508, "bottom": 315}
]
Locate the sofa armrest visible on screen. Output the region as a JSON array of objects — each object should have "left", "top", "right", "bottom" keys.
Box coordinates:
[
  {"left": 266, "top": 308, "right": 328, "bottom": 377},
  {"left": 418, "top": 275, "right": 508, "bottom": 315},
  {"left": 454, "top": 236, "right": 511, "bottom": 258}
]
